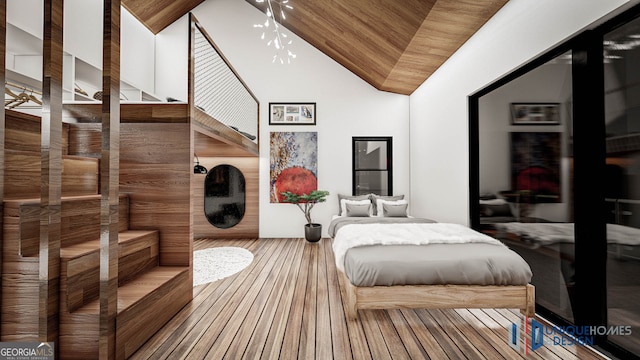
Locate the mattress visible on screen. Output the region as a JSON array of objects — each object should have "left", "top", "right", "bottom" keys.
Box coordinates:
[
  {"left": 330, "top": 218, "right": 533, "bottom": 287},
  {"left": 343, "top": 243, "right": 533, "bottom": 287}
]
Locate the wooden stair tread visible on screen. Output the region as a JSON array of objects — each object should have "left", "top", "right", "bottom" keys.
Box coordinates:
[
  {"left": 60, "top": 229, "right": 158, "bottom": 260},
  {"left": 4, "top": 194, "right": 101, "bottom": 206},
  {"left": 60, "top": 238, "right": 100, "bottom": 259},
  {"left": 6, "top": 148, "right": 95, "bottom": 160},
  {"left": 75, "top": 266, "right": 189, "bottom": 314},
  {"left": 62, "top": 229, "right": 160, "bottom": 312},
  {"left": 3, "top": 193, "right": 128, "bottom": 208}
]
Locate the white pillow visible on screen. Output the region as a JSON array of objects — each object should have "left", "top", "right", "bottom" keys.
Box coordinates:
[
  {"left": 340, "top": 199, "right": 372, "bottom": 216},
  {"left": 375, "top": 199, "right": 408, "bottom": 216}
]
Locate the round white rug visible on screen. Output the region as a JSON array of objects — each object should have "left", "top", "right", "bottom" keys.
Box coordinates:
[{"left": 193, "top": 247, "right": 254, "bottom": 287}]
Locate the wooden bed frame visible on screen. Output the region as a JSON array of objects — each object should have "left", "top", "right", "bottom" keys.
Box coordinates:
[{"left": 338, "top": 270, "right": 535, "bottom": 320}]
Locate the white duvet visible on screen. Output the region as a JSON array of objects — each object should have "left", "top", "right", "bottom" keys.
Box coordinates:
[{"left": 332, "top": 222, "right": 506, "bottom": 272}]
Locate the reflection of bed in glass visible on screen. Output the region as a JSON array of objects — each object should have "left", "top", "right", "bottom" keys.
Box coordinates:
[
  {"left": 478, "top": 193, "right": 551, "bottom": 229},
  {"left": 494, "top": 222, "right": 640, "bottom": 247},
  {"left": 204, "top": 165, "right": 246, "bottom": 229},
  {"left": 493, "top": 221, "right": 640, "bottom": 326}
]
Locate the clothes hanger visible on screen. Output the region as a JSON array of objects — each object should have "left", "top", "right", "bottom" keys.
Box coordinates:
[
  {"left": 5, "top": 87, "right": 19, "bottom": 107},
  {"left": 5, "top": 81, "right": 42, "bottom": 108},
  {"left": 28, "top": 90, "right": 42, "bottom": 105}
]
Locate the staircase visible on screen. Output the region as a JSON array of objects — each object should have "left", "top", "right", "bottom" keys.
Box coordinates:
[{"left": 1, "top": 109, "right": 192, "bottom": 359}]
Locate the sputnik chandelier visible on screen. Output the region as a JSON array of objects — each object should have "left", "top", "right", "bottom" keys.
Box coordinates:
[{"left": 253, "top": 0, "right": 296, "bottom": 64}]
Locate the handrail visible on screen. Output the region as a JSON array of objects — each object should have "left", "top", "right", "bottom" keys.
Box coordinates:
[{"left": 189, "top": 14, "right": 259, "bottom": 145}]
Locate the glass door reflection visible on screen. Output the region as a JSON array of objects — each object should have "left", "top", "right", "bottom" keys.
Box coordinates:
[
  {"left": 478, "top": 50, "right": 575, "bottom": 322},
  {"left": 604, "top": 16, "right": 640, "bottom": 356}
]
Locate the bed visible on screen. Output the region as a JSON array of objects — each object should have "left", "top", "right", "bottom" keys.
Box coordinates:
[{"left": 330, "top": 194, "right": 535, "bottom": 320}]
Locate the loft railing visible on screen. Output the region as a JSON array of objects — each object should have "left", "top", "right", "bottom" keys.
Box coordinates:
[{"left": 191, "top": 16, "right": 259, "bottom": 144}]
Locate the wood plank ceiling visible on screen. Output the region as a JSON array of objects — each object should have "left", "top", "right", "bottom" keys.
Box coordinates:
[{"left": 122, "top": 0, "right": 508, "bottom": 95}]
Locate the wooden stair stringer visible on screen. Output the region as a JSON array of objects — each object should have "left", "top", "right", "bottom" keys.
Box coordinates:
[
  {"left": 60, "top": 229, "right": 160, "bottom": 313},
  {"left": 58, "top": 266, "right": 191, "bottom": 359}
]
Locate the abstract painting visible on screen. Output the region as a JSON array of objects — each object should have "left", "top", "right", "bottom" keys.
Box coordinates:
[
  {"left": 510, "top": 132, "right": 561, "bottom": 202},
  {"left": 270, "top": 132, "right": 318, "bottom": 203}
]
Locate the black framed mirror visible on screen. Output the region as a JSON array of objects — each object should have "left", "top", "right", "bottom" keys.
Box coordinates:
[{"left": 204, "top": 165, "right": 246, "bottom": 229}]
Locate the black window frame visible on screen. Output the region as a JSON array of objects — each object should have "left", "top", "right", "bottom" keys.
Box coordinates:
[{"left": 352, "top": 136, "right": 393, "bottom": 196}]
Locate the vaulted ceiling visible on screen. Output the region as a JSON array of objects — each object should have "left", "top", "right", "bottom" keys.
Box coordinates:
[{"left": 122, "top": 0, "right": 508, "bottom": 95}]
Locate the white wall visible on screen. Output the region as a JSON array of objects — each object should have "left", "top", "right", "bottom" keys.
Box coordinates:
[
  {"left": 64, "top": 0, "right": 103, "bottom": 69},
  {"left": 121, "top": 7, "right": 156, "bottom": 95},
  {"left": 7, "top": 0, "right": 42, "bottom": 41},
  {"left": 191, "top": 0, "right": 410, "bottom": 237},
  {"left": 409, "top": 0, "right": 637, "bottom": 225},
  {"left": 64, "top": 1, "right": 156, "bottom": 93},
  {"left": 155, "top": 16, "right": 189, "bottom": 102}
]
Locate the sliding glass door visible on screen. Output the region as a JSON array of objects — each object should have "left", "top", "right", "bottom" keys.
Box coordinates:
[
  {"left": 471, "top": 4, "right": 640, "bottom": 359},
  {"left": 604, "top": 16, "right": 640, "bottom": 356},
  {"left": 476, "top": 50, "right": 576, "bottom": 322}
]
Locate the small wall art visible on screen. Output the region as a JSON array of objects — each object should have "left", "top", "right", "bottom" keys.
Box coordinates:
[
  {"left": 269, "top": 102, "right": 316, "bottom": 125},
  {"left": 510, "top": 103, "right": 560, "bottom": 125}
]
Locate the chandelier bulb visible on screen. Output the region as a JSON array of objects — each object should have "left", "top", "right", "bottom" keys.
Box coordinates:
[{"left": 254, "top": 0, "right": 296, "bottom": 63}]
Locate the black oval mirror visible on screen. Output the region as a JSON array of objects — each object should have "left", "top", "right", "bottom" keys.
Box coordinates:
[{"left": 204, "top": 165, "right": 246, "bottom": 229}]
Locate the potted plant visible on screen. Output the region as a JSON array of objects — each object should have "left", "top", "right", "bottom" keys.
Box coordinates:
[{"left": 280, "top": 190, "right": 330, "bottom": 242}]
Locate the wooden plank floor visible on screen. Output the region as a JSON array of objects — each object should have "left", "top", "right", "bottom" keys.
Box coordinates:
[{"left": 131, "top": 238, "right": 610, "bottom": 359}]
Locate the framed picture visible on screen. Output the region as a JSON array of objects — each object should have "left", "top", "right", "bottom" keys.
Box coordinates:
[
  {"left": 510, "top": 103, "right": 560, "bottom": 125},
  {"left": 269, "top": 102, "right": 316, "bottom": 125},
  {"left": 269, "top": 132, "right": 318, "bottom": 203},
  {"left": 510, "top": 132, "right": 561, "bottom": 203}
]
